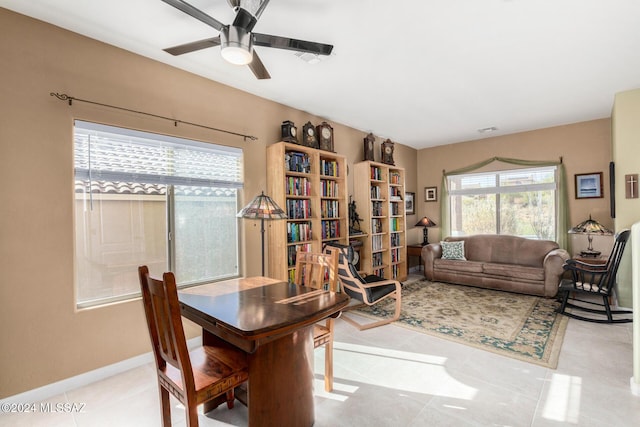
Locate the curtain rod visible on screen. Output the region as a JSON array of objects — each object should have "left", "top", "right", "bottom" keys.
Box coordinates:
[{"left": 50, "top": 92, "right": 258, "bottom": 142}]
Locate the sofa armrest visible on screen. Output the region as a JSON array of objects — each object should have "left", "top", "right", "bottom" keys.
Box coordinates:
[
  {"left": 543, "top": 248, "right": 570, "bottom": 297},
  {"left": 422, "top": 243, "right": 442, "bottom": 280}
]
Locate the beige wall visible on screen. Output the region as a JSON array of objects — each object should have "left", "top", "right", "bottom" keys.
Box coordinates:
[
  {"left": 0, "top": 9, "right": 417, "bottom": 397},
  {"left": 416, "top": 119, "right": 613, "bottom": 248},
  {"left": 612, "top": 88, "right": 640, "bottom": 308}
]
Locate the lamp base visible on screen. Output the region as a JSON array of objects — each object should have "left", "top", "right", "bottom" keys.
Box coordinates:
[{"left": 422, "top": 228, "right": 429, "bottom": 246}]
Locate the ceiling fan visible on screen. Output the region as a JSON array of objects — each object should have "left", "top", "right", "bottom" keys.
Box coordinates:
[{"left": 161, "top": 0, "right": 334, "bottom": 79}]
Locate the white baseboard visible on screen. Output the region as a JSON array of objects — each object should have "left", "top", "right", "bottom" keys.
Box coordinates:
[
  {"left": 631, "top": 377, "right": 640, "bottom": 397},
  {"left": 0, "top": 337, "right": 200, "bottom": 405}
]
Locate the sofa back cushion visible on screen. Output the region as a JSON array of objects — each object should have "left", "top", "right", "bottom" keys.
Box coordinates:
[{"left": 445, "top": 234, "right": 559, "bottom": 268}]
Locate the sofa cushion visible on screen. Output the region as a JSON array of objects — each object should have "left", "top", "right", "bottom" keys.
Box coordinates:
[
  {"left": 435, "top": 258, "right": 483, "bottom": 273},
  {"left": 441, "top": 241, "right": 466, "bottom": 260},
  {"left": 482, "top": 263, "right": 545, "bottom": 281}
]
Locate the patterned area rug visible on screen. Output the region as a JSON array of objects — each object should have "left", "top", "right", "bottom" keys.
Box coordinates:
[{"left": 355, "top": 280, "right": 568, "bottom": 368}]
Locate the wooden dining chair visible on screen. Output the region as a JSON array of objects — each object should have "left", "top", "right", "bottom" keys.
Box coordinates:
[
  {"left": 293, "top": 247, "right": 340, "bottom": 392},
  {"left": 138, "top": 266, "right": 249, "bottom": 427}
]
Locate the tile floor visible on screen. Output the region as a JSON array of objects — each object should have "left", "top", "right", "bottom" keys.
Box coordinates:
[{"left": 2, "top": 279, "right": 638, "bottom": 426}]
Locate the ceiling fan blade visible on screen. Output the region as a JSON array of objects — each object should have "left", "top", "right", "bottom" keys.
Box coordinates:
[
  {"left": 164, "top": 37, "right": 221, "bottom": 56},
  {"left": 247, "top": 50, "right": 271, "bottom": 80},
  {"left": 253, "top": 33, "right": 333, "bottom": 56},
  {"left": 161, "top": 0, "right": 225, "bottom": 32}
]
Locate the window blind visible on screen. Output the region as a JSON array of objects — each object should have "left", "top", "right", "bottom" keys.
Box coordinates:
[{"left": 74, "top": 120, "right": 243, "bottom": 189}]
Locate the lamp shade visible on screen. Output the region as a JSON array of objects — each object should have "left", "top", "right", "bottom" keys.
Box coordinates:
[
  {"left": 237, "top": 192, "right": 287, "bottom": 220},
  {"left": 415, "top": 217, "right": 437, "bottom": 228},
  {"left": 569, "top": 215, "right": 612, "bottom": 235}
]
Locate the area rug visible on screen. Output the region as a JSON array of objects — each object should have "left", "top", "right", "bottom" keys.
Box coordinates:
[{"left": 354, "top": 280, "right": 568, "bottom": 368}]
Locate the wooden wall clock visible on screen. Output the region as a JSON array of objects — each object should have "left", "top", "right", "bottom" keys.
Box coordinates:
[
  {"left": 363, "top": 133, "right": 375, "bottom": 161},
  {"left": 317, "top": 121, "right": 334, "bottom": 152},
  {"left": 302, "top": 121, "right": 318, "bottom": 148},
  {"left": 281, "top": 120, "right": 298, "bottom": 144},
  {"left": 381, "top": 139, "right": 395, "bottom": 165}
]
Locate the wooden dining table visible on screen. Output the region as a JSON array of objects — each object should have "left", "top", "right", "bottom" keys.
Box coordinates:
[{"left": 178, "top": 276, "right": 350, "bottom": 427}]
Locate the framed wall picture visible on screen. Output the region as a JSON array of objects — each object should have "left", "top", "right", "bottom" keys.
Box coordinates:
[
  {"left": 575, "top": 172, "right": 603, "bottom": 199},
  {"left": 425, "top": 186, "right": 437, "bottom": 202},
  {"left": 405, "top": 192, "right": 415, "bottom": 215}
]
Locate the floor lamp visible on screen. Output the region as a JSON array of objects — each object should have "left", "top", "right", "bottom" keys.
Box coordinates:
[{"left": 237, "top": 191, "right": 287, "bottom": 276}]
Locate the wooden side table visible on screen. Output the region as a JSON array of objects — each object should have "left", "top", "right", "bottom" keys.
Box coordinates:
[{"left": 407, "top": 244, "right": 425, "bottom": 271}]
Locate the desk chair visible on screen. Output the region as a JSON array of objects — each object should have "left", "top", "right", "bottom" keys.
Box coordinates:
[
  {"left": 557, "top": 229, "right": 633, "bottom": 323},
  {"left": 138, "top": 266, "right": 249, "bottom": 427},
  {"left": 293, "top": 248, "right": 339, "bottom": 392},
  {"left": 325, "top": 243, "right": 402, "bottom": 331}
]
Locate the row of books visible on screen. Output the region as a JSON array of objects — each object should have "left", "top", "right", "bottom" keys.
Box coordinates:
[
  {"left": 371, "top": 201, "right": 383, "bottom": 216},
  {"left": 391, "top": 264, "right": 400, "bottom": 279},
  {"left": 391, "top": 248, "right": 401, "bottom": 263},
  {"left": 286, "top": 176, "right": 311, "bottom": 196},
  {"left": 389, "top": 187, "right": 402, "bottom": 200},
  {"left": 287, "top": 221, "right": 312, "bottom": 243},
  {"left": 287, "top": 243, "right": 312, "bottom": 267},
  {"left": 370, "top": 185, "right": 382, "bottom": 199},
  {"left": 390, "top": 217, "right": 402, "bottom": 231},
  {"left": 286, "top": 199, "right": 312, "bottom": 219},
  {"left": 371, "top": 218, "right": 383, "bottom": 233},
  {"left": 320, "top": 179, "right": 339, "bottom": 197},
  {"left": 320, "top": 159, "right": 339, "bottom": 177},
  {"left": 372, "top": 252, "right": 383, "bottom": 267},
  {"left": 389, "top": 171, "right": 402, "bottom": 184},
  {"left": 285, "top": 152, "right": 311, "bottom": 173},
  {"left": 371, "top": 234, "right": 384, "bottom": 251},
  {"left": 390, "top": 232, "right": 401, "bottom": 247},
  {"left": 320, "top": 200, "right": 340, "bottom": 218},
  {"left": 321, "top": 220, "right": 341, "bottom": 239},
  {"left": 370, "top": 166, "right": 383, "bottom": 181},
  {"left": 390, "top": 201, "right": 402, "bottom": 216}
]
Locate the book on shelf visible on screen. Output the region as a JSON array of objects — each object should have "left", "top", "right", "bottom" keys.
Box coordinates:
[
  {"left": 287, "top": 221, "right": 312, "bottom": 243},
  {"left": 320, "top": 159, "right": 339, "bottom": 177},
  {"left": 286, "top": 199, "right": 312, "bottom": 219},
  {"left": 286, "top": 176, "right": 311, "bottom": 196},
  {"left": 285, "top": 151, "right": 311, "bottom": 173}
]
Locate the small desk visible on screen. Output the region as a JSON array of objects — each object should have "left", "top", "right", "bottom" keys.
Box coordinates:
[
  {"left": 179, "top": 277, "right": 349, "bottom": 427},
  {"left": 407, "top": 244, "right": 425, "bottom": 271}
]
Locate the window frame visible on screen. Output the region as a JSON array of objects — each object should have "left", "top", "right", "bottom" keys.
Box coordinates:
[
  {"left": 446, "top": 166, "right": 558, "bottom": 238},
  {"left": 73, "top": 121, "right": 243, "bottom": 309}
]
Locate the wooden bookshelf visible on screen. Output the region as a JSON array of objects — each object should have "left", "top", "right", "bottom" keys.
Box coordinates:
[
  {"left": 266, "top": 142, "right": 349, "bottom": 282},
  {"left": 353, "top": 161, "right": 407, "bottom": 281}
]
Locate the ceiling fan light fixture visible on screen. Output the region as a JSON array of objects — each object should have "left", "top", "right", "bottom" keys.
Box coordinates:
[{"left": 220, "top": 26, "right": 253, "bottom": 65}]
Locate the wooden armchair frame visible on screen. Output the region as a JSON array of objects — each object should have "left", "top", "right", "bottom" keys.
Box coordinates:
[{"left": 325, "top": 243, "right": 402, "bottom": 331}]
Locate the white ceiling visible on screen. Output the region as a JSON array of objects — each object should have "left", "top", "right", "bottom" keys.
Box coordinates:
[{"left": 2, "top": 0, "right": 640, "bottom": 149}]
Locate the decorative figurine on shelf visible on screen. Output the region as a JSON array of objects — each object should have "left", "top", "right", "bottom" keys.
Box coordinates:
[
  {"left": 381, "top": 138, "right": 395, "bottom": 165},
  {"left": 348, "top": 196, "right": 363, "bottom": 235},
  {"left": 281, "top": 120, "right": 298, "bottom": 144},
  {"left": 363, "top": 133, "right": 375, "bottom": 161}
]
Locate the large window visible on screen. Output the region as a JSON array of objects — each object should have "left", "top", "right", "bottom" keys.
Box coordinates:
[
  {"left": 74, "top": 121, "right": 243, "bottom": 308},
  {"left": 447, "top": 166, "right": 557, "bottom": 239}
]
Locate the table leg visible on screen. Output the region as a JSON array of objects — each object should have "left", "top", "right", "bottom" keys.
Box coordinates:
[
  {"left": 201, "top": 326, "right": 315, "bottom": 426},
  {"left": 247, "top": 326, "right": 315, "bottom": 427}
]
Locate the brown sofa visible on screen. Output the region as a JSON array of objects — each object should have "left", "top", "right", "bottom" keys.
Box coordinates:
[{"left": 421, "top": 234, "right": 570, "bottom": 297}]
